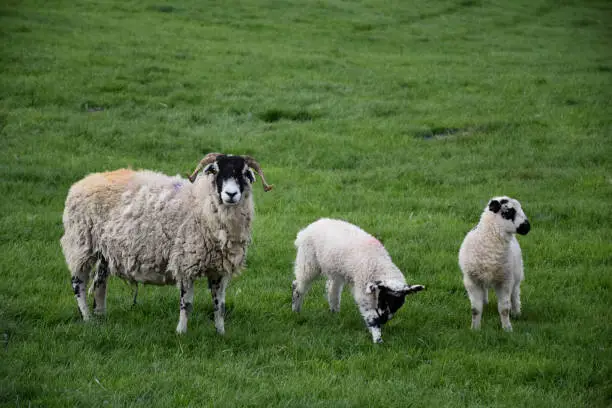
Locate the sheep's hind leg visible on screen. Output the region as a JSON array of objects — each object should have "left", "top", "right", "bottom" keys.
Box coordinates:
[
  {"left": 326, "top": 278, "right": 344, "bottom": 313},
  {"left": 176, "top": 279, "right": 195, "bottom": 334},
  {"left": 208, "top": 275, "right": 229, "bottom": 335},
  {"left": 510, "top": 281, "right": 521, "bottom": 317},
  {"left": 131, "top": 282, "right": 139, "bottom": 306},
  {"left": 71, "top": 274, "right": 90, "bottom": 321},
  {"left": 92, "top": 257, "right": 109, "bottom": 316},
  {"left": 291, "top": 245, "right": 319, "bottom": 313},
  {"left": 68, "top": 257, "right": 94, "bottom": 321}
]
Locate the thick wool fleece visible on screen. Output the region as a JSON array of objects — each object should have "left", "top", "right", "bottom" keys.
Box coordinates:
[
  {"left": 459, "top": 210, "right": 524, "bottom": 287},
  {"left": 61, "top": 168, "right": 253, "bottom": 289},
  {"left": 458, "top": 197, "right": 529, "bottom": 332},
  {"left": 294, "top": 218, "right": 407, "bottom": 291},
  {"left": 292, "top": 218, "right": 424, "bottom": 343}
]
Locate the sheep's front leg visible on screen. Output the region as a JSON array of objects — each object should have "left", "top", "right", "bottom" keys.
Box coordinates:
[
  {"left": 495, "top": 284, "right": 513, "bottom": 332},
  {"left": 354, "top": 294, "right": 383, "bottom": 343},
  {"left": 176, "top": 279, "right": 194, "bottom": 334},
  {"left": 326, "top": 278, "right": 344, "bottom": 313},
  {"left": 464, "top": 277, "right": 485, "bottom": 330},
  {"left": 360, "top": 305, "right": 383, "bottom": 344},
  {"left": 208, "top": 275, "right": 229, "bottom": 335}
]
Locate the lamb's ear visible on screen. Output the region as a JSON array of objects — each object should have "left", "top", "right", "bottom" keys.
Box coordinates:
[
  {"left": 402, "top": 284, "right": 425, "bottom": 295},
  {"left": 488, "top": 199, "right": 501, "bottom": 213},
  {"left": 245, "top": 169, "right": 256, "bottom": 184},
  {"left": 204, "top": 163, "right": 219, "bottom": 175},
  {"left": 365, "top": 281, "right": 382, "bottom": 294}
]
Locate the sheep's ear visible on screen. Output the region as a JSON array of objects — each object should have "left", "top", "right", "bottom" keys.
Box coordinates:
[
  {"left": 488, "top": 199, "right": 501, "bottom": 213},
  {"left": 402, "top": 284, "right": 425, "bottom": 295},
  {"left": 245, "top": 169, "right": 256, "bottom": 184},
  {"left": 204, "top": 163, "right": 219, "bottom": 175},
  {"left": 365, "top": 281, "right": 382, "bottom": 294}
]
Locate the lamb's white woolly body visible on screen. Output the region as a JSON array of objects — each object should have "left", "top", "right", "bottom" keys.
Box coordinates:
[
  {"left": 61, "top": 156, "right": 260, "bottom": 334},
  {"left": 459, "top": 196, "right": 530, "bottom": 331},
  {"left": 292, "top": 218, "right": 424, "bottom": 343}
]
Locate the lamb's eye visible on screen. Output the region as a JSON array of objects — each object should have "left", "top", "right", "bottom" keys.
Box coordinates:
[{"left": 502, "top": 207, "right": 516, "bottom": 221}]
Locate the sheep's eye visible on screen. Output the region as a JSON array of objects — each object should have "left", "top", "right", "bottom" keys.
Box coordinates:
[{"left": 501, "top": 207, "right": 516, "bottom": 221}]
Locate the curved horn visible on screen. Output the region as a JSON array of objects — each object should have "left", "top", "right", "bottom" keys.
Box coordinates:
[
  {"left": 243, "top": 156, "right": 273, "bottom": 192},
  {"left": 188, "top": 152, "right": 223, "bottom": 183}
]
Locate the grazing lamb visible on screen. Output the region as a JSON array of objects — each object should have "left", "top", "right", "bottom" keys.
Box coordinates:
[
  {"left": 291, "top": 218, "right": 425, "bottom": 343},
  {"left": 458, "top": 196, "right": 530, "bottom": 331},
  {"left": 60, "top": 153, "right": 273, "bottom": 334}
]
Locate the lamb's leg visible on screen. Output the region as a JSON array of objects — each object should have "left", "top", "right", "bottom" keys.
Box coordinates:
[
  {"left": 464, "top": 277, "right": 485, "bottom": 330},
  {"left": 510, "top": 281, "right": 521, "bottom": 317},
  {"left": 176, "top": 279, "right": 194, "bottom": 334},
  {"left": 354, "top": 299, "right": 383, "bottom": 344},
  {"left": 326, "top": 278, "right": 344, "bottom": 313},
  {"left": 92, "top": 257, "right": 109, "bottom": 315},
  {"left": 292, "top": 244, "right": 319, "bottom": 313},
  {"left": 208, "top": 275, "right": 229, "bottom": 335},
  {"left": 495, "top": 284, "right": 513, "bottom": 332}
]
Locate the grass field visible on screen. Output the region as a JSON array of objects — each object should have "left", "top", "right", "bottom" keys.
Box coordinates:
[{"left": 1, "top": 0, "right": 611, "bottom": 406}]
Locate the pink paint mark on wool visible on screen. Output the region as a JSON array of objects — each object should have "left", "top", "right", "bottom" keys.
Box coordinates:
[{"left": 366, "top": 237, "right": 382, "bottom": 246}]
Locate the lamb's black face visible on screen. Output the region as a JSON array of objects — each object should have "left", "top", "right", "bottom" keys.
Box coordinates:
[
  {"left": 376, "top": 288, "right": 406, "bottom": 325},
  {"left": 204, "top": 155, "right": 255, "bottom": 205}
]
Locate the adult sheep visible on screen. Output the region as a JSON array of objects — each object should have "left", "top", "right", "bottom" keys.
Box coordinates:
[
  {"left": 291, "top": 218, "right": 425, "bottom": 343},
  {"left": 458, "top": 196, "right": 530, "bottom": 331},
  {"left": 60, "top": 153, "right": 273, "bottom": 334}
]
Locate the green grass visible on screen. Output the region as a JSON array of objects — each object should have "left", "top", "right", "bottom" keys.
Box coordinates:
[{"left": 1, "top": 0, "right": 611, "bottom": 406}]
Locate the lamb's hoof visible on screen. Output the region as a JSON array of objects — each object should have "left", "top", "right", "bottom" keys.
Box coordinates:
[
  {"left": 176, "top": 324, "right": 187, "bottom": 334},
  {"left": 503, "top": 326, "right": 513, "bottom": 332}
]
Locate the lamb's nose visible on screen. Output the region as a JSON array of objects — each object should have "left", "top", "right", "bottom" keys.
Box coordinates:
[{"left": 226, "top": 191, "right": 237, "bottom": 199}]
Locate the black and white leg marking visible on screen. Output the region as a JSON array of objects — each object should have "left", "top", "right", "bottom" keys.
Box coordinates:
[
  {"left": 71, "top": 275, "right": 91, "bottom": 321},
  {"left": 356, "top": 301, "right": 383, "bottom": 344},
  {"left": 92, "top": 257, "right": 109, "bottom": 315},
  {"left": 176, "top": 279, "right": 195, "bottom": 334},
  {"left": 208, "top": 275, "right": 229, "bottom": 335}
]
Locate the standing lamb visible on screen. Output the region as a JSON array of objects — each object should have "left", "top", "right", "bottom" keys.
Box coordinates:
[
  {"left": 60, "top": 153, "right": 273, "bottom": 334},
  {"left": 458, "top": 196, "right": 530, "bottom": 331},
  {"left": 291, "top": 218, "right": 425, "bottom": 343}
]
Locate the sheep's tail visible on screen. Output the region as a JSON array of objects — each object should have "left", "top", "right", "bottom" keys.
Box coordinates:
[{"left": 294, "top": 229, "right": 307, "bottom": 248}]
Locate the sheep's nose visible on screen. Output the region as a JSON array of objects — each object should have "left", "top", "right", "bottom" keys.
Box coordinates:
[
  {"left": 517, "top": 220, "right": 530, "bottom": 235},
  {"left": 226, "top": 191, "right": 237, "bottom": 199}
]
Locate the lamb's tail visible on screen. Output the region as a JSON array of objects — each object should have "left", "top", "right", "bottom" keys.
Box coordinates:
[{"left": 294, "top": 229, "right": 307, "bottom": 248}]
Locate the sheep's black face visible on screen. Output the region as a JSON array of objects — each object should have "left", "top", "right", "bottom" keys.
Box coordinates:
[
  {"left": 488, "top": 196, "right": 530, "bottom": 235},
  {"left": 376, "top": 288, "right": 406, "bottom": 325},
  {"left": 204, "top": 155, "right": 255, "bottom": 205}
]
